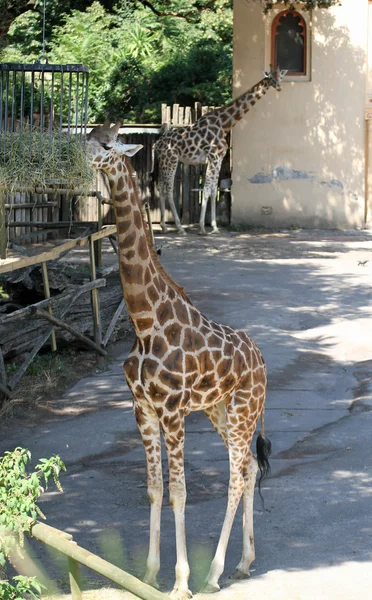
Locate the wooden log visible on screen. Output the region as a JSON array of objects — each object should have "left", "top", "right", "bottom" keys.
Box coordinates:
[
  {"left": 31, "top": 522, "right": 170, "bottom": 600},
  {"left": 0, "top": 277, "right": 129, "bottom": 360}
]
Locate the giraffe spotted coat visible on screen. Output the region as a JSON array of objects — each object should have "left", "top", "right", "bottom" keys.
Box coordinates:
[{"left": 87, "top": 124, "right": 268, "bottom": 600}]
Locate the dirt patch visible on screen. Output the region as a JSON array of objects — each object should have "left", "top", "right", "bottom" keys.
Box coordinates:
[{"left": 0, "top": 348, "right": 107, "bottom": 422}]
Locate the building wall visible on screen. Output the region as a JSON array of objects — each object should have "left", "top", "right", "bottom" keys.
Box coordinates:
[{"left": 232, "top": 0, "right": 368, "bottom": 228}]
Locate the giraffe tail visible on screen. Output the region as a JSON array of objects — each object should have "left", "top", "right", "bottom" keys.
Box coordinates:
[{"left": 256, "top": 411, "right": 272, "bottom": 509}]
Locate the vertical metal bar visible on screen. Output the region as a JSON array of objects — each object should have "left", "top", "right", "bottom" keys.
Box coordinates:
[
  {"left": 67, "top": 72, "right": 72, "bottom": 153},
  {"left": 68, "top": 557, "right": 82, "bottom": 600},
  {"left": 0, "top": 71, "right": 3, "bottom": 135},
  {"left": 10, "top": 70, "right": 16, "bottom": 134},
  {"left": 83, "top": 72, "right": 89, "bottom": 150},
  {"left": 19, "top": 71, "right": 25, "bottom": 142},
  {"left": 58, "top": 70, "right": 64, "bottom": 165},
  {"left": 3, "top": 70, "right": 9, "bottom": 162},
  {"left": 30, "top": 71, "right": 35, "bottom": 149},
  {"left": 49, "top": 71, "right": 54, "bottom": 152},
  {"left": 89, "top": 235, "right": 103, "bottom": 363},
  {"left": 41, "top": 261, "right": 57, "bottom": 352},
  {"left": 39, "top": 70, "right": 45, "bottom": 164},
  {"left": 74, "top": 72, "right": 79, "bottom": 136}
]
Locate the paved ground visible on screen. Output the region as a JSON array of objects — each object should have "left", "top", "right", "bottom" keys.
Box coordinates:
[{"left": 1, "top": 228, "right": 372, "bottom": 599}]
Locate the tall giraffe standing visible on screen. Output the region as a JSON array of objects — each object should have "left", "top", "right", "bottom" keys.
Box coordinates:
[
  {"left": 87, "top": 124, "right": 271, "bottom": 600},
  {"left": 155, "top": 65, "right": 287, "bottom": 235}
]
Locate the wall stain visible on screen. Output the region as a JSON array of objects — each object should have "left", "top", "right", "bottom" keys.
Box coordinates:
[{"left": 248, "top": 166, "right": 344, "bottom": 191}]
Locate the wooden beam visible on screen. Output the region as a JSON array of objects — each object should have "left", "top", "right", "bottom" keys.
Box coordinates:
[
  {"left": 0, "top": 226, "right": 117, "bottom": 275},
  {"left": 30, "top": 307, "right": 107, "bottom": 356}
]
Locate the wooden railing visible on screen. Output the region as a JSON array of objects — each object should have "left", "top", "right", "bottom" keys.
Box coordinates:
[{"left": 0, "top": 225, "right": 122, "bottom": 400}]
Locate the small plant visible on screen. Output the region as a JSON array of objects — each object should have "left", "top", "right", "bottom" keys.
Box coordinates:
[
  {"left": 0, "top": 286, "right": 9, "bottom": 299},
  {"left": 0, "top": 447, "right": 65, "bottom": 600},
  {"left": 228, "top": 222, "right": 257, "bottom": 232}
]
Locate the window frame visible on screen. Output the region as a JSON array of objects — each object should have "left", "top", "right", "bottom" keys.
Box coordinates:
[
  {"left": 271, "top": 10, "right": 307, "bottom": 76},
  {"left": 265, "top": 7, "right": 312, "bottom": 83}
]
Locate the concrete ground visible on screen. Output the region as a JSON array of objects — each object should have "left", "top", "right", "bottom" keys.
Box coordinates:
[{"left": 1, "top": 227, "right": 372, "bottom": 600}]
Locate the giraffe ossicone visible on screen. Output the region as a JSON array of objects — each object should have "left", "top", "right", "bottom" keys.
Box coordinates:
[
  {"left": 155, "top": 65, "right": 286, "bottom": 235},
  {"left": 87, "top": 122, "right": 271, "bottom": 600}
]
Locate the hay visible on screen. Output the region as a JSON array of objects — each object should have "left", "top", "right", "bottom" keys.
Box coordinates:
[{"left": 0, "top": 133, "right": 94, "bottom": 192}]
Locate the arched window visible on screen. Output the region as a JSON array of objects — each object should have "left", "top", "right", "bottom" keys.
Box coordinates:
[{"left": 271, "top": 11, "right": 306, "bottom": 76}]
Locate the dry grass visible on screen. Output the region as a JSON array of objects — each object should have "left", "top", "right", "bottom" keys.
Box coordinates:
[{"left": 0, "top": 132, "right": 94, "bottom": 192}]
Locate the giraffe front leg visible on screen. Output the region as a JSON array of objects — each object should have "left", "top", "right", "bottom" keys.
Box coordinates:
[
  {"left": 161, "top": 411, "right": 192, "bottom": 600},
  {"left": 199, "top": 161, "right": 220, "bottom": 235},
  {"left": 133, "top": 401, "right": 163, "bottom": 589}
]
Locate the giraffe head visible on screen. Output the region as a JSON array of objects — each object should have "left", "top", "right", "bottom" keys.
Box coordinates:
[
  {"left": 264, "top": 65, "right": 288, "bottom": 91},
  {"left": 86, "top": 121, "right": 143, "bottom": 171}
]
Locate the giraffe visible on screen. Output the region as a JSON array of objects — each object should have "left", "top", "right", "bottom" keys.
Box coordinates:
[
  {"left": 155, "top": 65, "right": 287, "bottom": 235},
  {"left": 87, "top": 123, "right": 272, "bottom": 600}
]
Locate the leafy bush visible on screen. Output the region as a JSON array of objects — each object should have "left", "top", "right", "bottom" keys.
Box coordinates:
[{"left": 0, "top": 447, "right": 65, "bottom": 600}]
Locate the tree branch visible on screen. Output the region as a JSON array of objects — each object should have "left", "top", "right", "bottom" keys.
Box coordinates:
[{"left": 135, "top": 0, "right": 220, "bottom": 22}]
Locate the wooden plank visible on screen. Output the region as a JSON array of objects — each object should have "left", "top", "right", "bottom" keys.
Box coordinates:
[
  {"left": 172, "top": 103, "right": 179, "bottom": 125},
  {"left": 0, "top": 226, "right": 117, "bottom": 275},
  {"left": 41, "top": 261, "right": 57, "bottom": 352},
  {"left": 102, "top": 298, "right": 125, "bottom": 348}
]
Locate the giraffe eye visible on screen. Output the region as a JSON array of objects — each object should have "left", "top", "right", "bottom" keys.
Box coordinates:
[{"left": 101, "top": 143, "right": 112, "bottom": 150}]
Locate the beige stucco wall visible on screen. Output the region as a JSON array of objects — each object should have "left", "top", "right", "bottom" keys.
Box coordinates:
[{"left": 232, "top": 0, "right": 368, "bottom": 228}]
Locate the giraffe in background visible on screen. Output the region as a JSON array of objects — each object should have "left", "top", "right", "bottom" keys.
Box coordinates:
[
  {"left": 155, "top": 65, "right": 287, "bottom": 235},
  {"left": 87, "top": 123, "right": 271, "bottom": 599}
]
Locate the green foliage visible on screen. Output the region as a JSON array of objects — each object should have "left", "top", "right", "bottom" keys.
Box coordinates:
[
  {"left": 262, "top": 0, "right": 341, "bottom": 12},
  {"left": 0, "top": 575, "right": 46, "bottom": 600},
  {"left": 0, "top": 448, "right": 65, "bottom": 599},
  {"left": 0, "top": 0, "right": 340, "bottom": 122},
  {"left": 1, "top": 0, "right": 233, "bottom": 122},
  {"left": 0, "top": 447, "right": 65, "bottom": 566}
]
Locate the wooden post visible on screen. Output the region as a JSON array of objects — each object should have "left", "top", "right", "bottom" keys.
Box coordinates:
[
  {"left": 0, "top": 192, "right": 6, "bottom": 259},
  {"left": 68, "top": 557, "right": 82, "bottom": 600},
  {"left": 95, "top": 192, "right": 103, "bottom": 268},
  {"left": 41, "top": 261, "right": 57, "bottom": 352},
  {"left": 89, "top": 235, "right": 103, "bottom": 363}
]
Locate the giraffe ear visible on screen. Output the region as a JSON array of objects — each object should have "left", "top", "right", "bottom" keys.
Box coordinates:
[
  {"left": 113, "top": 142, "right": 143, "bottom": 157},
  {"left": 122, "top": 144, "right": 143, "bottom": 157},
  {"left": 280, "top": 69, "right": 288, "bottom": 77},
  {"left": 263, "top": 71, "right": 269, "bottom": 78}
]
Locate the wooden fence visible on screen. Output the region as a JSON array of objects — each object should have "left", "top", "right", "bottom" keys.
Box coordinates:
[
  {"left": 0, "top": 225, "right": 123, "bottom": 401},
  {"left": 3, "top": 106, "right": 231, "bottom": 251}
]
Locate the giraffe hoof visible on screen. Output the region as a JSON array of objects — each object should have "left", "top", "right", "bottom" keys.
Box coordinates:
[
  {"left": 211, "top": 228, "right": 220, "bottom": 235},
  {"left": 198, "top": 229, "right": 208, "bottom": 236},
  {"left": 230, "top": 568, "right": 251, "bottom": 580},
  {"left": 170, "top": 587, "right": 193, "bottom": 599},
  {"left": 177, "top": 228, "right": 187, "bottom": 235},
  {"left": 201, "top": 582, "right": 220, "bottom": 594}
]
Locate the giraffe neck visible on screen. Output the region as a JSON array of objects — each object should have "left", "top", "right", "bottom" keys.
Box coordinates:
[
  {"left": 214, "top": 77, "right": 271, "bottom": 131},
  {"left": 107, "top": 158, "right": 190, "bottom": 338}
]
